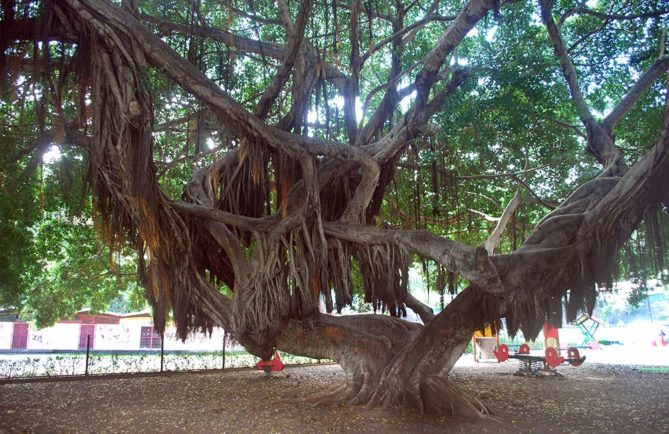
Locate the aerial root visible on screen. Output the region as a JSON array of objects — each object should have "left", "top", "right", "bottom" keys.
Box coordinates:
[
  {"left": 294, "top": 376, "right": 380, "bottom": 408},
  {"left": 419, "top": 376, "right": 499, "bottom": 420},
  {"left": 291, "top": 382, "right": 353, "bottom": 407}
]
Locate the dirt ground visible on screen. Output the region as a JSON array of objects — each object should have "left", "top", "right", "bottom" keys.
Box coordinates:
[{"left": 1, "top": 356, "right": 667, "bottom": 434}]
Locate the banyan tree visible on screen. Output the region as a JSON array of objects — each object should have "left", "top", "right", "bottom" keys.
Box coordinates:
[{"left": 1, "top": 0, "right": 669, "bottom": 417}]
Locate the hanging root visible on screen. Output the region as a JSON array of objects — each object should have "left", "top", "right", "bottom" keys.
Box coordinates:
[{"left": 419, "top": 376, "right": 498, "bottom": 420}]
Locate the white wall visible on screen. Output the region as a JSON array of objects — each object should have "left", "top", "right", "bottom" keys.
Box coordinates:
[
  {"left": 163, "top": 327, "right": 228, "bottom": 351},
  {"left": 95, "top": 324, "right": 141, "bottom": 350},
  {"left": 27, "top": 323, "right": 80, "bottom": 350},
  {"left": 0, "top": 321, "right": 236, "bottom": 352},
  {"left": 0, "top": 322, "right": 13, "bottom": 349}
]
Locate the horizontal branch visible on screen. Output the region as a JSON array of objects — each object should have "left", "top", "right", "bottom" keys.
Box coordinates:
[
  {"left": 469, "top": 209, "right": 500, "bottom": 222},
  {"left": 456, "top": 165, "right": 550, "bottom": 180},
  {"left": 170, "top": 200, "right": 281, "bottom": 231},
  {"left": 1, "top": 17, "right": 75, "bottom": 42},
  {"left": 142, "top": 14, "right": 286, "bottom": 58},
  {"left": 544, "top": 117, "right": 587, "bottom": 138},
  {"left": 141, "top": 13, "right": 349, "bottom": 93},
  {"left": 322, "top": 222, "right": 503, "bottom": 292},
  {"left": 576, "top": 6, "right": 669, "bottom": 21}
]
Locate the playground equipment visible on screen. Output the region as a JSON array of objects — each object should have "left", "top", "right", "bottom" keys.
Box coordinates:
[
  {"left": 543, "top": 322, "right": 560, "bottom": 351},
  {"left": 574, "top": 313, "right": 604, "bottom": 346},
  {"left": 472, "top": 325, "right": 499, "bottom": 362},
  {"left": 493, "top": 322, "right": 586, "bottom": 375},
  {"left": 494, "top": 343, "right": 586, "bottom": 375},
  {"left": 256, "top": 352, "right": 284, "bottom": 376},
  {"left": 651, "top": 329, "right": 667, "bottom": 347}
]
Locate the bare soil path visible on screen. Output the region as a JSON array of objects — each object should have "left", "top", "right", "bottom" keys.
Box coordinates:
[{"left": 1, "top": 356, "right": 667, "bottom": 433}]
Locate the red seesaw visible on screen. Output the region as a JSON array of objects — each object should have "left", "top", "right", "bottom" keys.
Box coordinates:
[
  {"left": 256, "top": 351, "right": 285, "bottom": 376},
  {"left": 494, "top": 344, "right": 586, "bottom": 374}
]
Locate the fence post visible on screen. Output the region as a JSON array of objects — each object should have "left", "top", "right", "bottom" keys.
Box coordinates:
[
  {"left": 160, "top": 332, "right": 165, "bottom": 373},
  {"left": 222, "top": 332, "right": 227, "bottom": 370},
  {"left": 84, "top": 334, "right": 91, "bottom": 376}
]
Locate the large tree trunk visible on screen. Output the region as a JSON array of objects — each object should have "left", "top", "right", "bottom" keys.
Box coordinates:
[{"left": 272, "top": 286, "right": 498, "bottom": 417}]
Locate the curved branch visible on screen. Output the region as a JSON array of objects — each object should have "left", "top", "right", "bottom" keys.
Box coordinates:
[
  {"left": 141, "top": 13, "right": 350, "bottom": 93},
  {"left": 170, "top": 200, "right": 281, "bottom": 231},
  {"left": 483, "top": 189, "right": 521, "bottom": 254},
  {"left": 405, "top": 293, "right": 435, "bottom": 323},
  {"left": 368, "top": 69, "right": 469, "bottom": 163},
  {"left": 254, "top": 0, "right": 313, "bottom": 119},
  {"left": 142, "top": 13, "right": 285, "bottom": 58},
  {"left": 414, "top": 0, "right": 495, "bottom": 106},
  {"left": 511, "top": 175, "right": 558, "bottom": 209},
  {"left": 70, "top": 0, "right": 353, "bottom": 164},
  {"left": 360, "top": 15, "right": 456, "bottom": 64},
  {"left": 602, "top": 57, "right": 669, "bottom": 132},
  {"left": 576, "top": 6, "right": 669, "bottom": 21},
  {"left": 323, "top": 222, "right": 503, "bottom": 292},
  {"left": 540, "top": 0, "right": 593, "bottom": 123}
]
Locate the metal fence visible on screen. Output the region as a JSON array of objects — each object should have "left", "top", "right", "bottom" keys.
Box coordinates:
[{"left": 0, "top": 333, "right": 326, "bottom": 380}]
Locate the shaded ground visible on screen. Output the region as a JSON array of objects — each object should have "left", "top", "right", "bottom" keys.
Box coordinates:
[{"left": 1, "top": 354, "right": 668, "bottom": 433}]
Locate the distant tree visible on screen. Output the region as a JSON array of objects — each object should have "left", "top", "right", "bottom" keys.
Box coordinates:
[{"left": 1, "top": 0, "right": 668, "bottom": 416}]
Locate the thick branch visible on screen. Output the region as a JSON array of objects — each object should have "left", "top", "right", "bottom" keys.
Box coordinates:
[
  {"left": 368, "top": 69, "right": 469, "bottom": 163},
  {"left": 170, "top": 200, "right": 281, "bottom": 231},
  {"left": 68, "top": 0, "right": 360, "bottom": 166},
  {"left": 323, "top": 222, "right": 502, "bottom": 292},
  {"left": 483, "top": 190, "right": 521, "bottom": 254},
  {"left": 602, "top": 57, "right": 669, "bottom": 132},
  {"left": 405, "top": 293, "right": 435, "bottom": 323},
  {"left": 359, "top": 15, "right": 456, "bottom": 64},
  {"left": 540, "top": 0, "right": 593, "bottom": 123},
  {"left": 342, "top": 0, "right": 361, "bottom": 144},
  {"left": 141, "top": 13, "right": 349, "bottom": 93},
  {"left": 576, "top": 6, "right": 669, "bottom": 21},
  {"left": 253, "top": 0, "right": 313, "bottom": 119},
  {"left": 414, "top": 0, "right": 495, "bottom": 106}
]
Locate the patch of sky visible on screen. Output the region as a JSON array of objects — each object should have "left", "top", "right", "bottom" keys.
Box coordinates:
[
  {"left": 399, "top": 89, "right": 416, "bottom": 114},
  {"left": 485, "top": 26, "right": 498, "bottom": 43},
  {"left": 307, "top": 109, "right": 319, "bottom": 125},
  {"left": 355, "top": 97, "right": 364, "bottom": 122},
  {"left": 43, "top": 145, "right": 62, "bottom": 164},
  {"left": 615, "top": 55, "right": 630, "bottom": 65},
  {"left": 331, "top": 95, "right": 345, "bottom": 110},
  {"left": 530, "top": 12, "right": 542, "bottom": 26}
]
